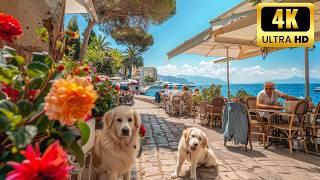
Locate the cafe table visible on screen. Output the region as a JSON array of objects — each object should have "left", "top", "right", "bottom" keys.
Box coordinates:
[{"left": 248, "top": 108, "right": 293, "bottom": 148}]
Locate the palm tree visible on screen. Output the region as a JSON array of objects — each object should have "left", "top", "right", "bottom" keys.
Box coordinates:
[
  {"left": 123, "top": 46, "right": 144, "bottom": 79},
  {"left": 92, "top": 34, "right": 111, "bottom": 51},
  {"left": 109, "top": 48, "right": 124, "bottom": 75}
]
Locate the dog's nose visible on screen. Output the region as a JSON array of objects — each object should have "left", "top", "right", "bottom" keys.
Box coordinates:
[
  {"left": 122, "top": 128, "right": 129, "bottom": 136},
  {"left": 193, "top": 143, "right": 198, "bottom": 147}
]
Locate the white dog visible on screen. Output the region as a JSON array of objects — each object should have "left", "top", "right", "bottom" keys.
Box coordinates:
[
  {"left": 92, "top": 106, "right": 141, "bottom": 180},
  {"left": 171, "top": 127, "right": 219, "bottom": 180}
]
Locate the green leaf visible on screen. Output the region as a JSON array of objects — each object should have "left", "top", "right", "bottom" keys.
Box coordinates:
[
  {"left": 13, "top": 55, "right": 25, "bottom": 66},
  {"left": 0, "top": 100, "right": 19, "bottom": 114},
  {"left": 6, "top": 125, "right": 38, "bottom": 148},
  {"left": 76, "top": 121, "right": 90, "bottom": 146},
  {"left": 0, "top": 64, "right": 20, "bottom": 84},
  {"left": 32, "top": 53, "right": 53, "bottom": 67},
  {"left": 0, "top": 114, "right": 10, "bottom": 132},
  {"left": 36, "top": 115, "right": 51, "bottom": 133},
  {"left": 2, "top": 46, "right": 17, "bottom": 56},
  {"left": 0, "top": 91, "right": 6, "bottom": 100},
  {"left": 17, "top": 100, "right": 34, "bottom": 117},
  {"left": 68, "top": 141, "right": 85, "bottom": 167},
  {"left": 29, "top": 77, "right": 44, "bottom": 89},
  {"left": 35, "top": 27, "right": 49, "bottom": 42},
  {"left": 27, "top": 61, "right": 49, "bottom": 77},
  {"left": 59, "top": 126, "right": 77, "bottom": 144}
]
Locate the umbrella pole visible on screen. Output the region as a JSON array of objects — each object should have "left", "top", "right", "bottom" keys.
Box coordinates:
[
  {"left": 304, "top": 47, "right": 310, "bottom": 98},
  {"left": 227, "top": 48, "right": 231, "bottom": 101}
]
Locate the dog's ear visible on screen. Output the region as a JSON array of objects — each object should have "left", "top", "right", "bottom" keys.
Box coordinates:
[
  {"left": 133, "top": 109, "right": 140, "bottom": 128},
  {"left": 103, "top": 110, "right": 113, "bottom": 129},
  {"left": 202, "top": 133, "right": 208, "bottom": 148},
  {"left": 183, "top": 128, "right": 192, "bottom": 145}
]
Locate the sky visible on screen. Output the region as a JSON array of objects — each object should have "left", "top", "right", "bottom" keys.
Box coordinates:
[{"left": 65, "top": 0, "right": 320, "bottom": 84}]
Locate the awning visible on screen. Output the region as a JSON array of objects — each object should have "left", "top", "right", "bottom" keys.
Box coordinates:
[
  {"left": 167, "top": 0, "right": 319, "bottom": 60},
  {"left": 167, "top": 0, "right": 320, "bottom": 100},
  {"left": 65, "top": 0, "right": 98, "bottom": 22}
]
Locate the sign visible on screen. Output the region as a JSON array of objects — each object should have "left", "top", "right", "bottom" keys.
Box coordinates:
[{"left": 257, "top": 3, "right": 314, "bottom": 47}]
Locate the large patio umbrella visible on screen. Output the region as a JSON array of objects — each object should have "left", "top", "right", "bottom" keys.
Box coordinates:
[
  {"left": 168, "top": 0, "right": 320, "bottom": 99},
  {"left": 65, "top": 0, "right": 98, "bottom": 22},
  {"left": 210, "top": 0, "right": 320, "bottom": 98},
  {"left": 167, "top": 27, "right": 275, "bottom": 100}
]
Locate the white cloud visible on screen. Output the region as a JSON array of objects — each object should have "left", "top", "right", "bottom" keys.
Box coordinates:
[{"left": 157, "top": 62, "right": 315, "bottom": 83}]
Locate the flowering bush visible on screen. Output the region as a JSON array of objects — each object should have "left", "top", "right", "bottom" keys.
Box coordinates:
[
  {"left": 60, "top": 60, "right": 119, "bottom": 119},
  {"left": 0, "top": 13, "right": 95, "bottom": 179}
]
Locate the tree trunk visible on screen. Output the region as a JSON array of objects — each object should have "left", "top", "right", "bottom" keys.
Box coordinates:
[
  {"left": 79, "top": 20, "right": 95, "bottom": 62},
  {"left": 128, "top": 58, "right": 133, "bottom": 79}
]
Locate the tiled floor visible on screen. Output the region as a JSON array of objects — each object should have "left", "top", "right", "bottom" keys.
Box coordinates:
[{"left": 132, "top": 99, "right": 320, "bottom": 180}]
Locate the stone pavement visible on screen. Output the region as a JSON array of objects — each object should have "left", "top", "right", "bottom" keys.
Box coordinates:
[{"left": 131, "top": 99, "right": 320, "bottom": 180}]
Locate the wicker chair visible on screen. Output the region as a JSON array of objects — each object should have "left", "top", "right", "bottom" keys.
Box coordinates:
[
  {"left": 267, "top": 99, "right": 309, "bottom": 155},
  {"left": 199, "top": 101, "right": 209, "bottom": 125},
  {"left": 304, "top": 102, "right": 320, "bottom": 153},
  {"left": 171, "top": 95, "right": 182, "bottom": 117},
  {"left": 181, "top": 92, "right": 193, "bottom": 116},
  {"left": 246, "top": 96, "right": 266, "bottom": 149},
  {"left": 207, "top": 97, "right": 225, "bottom": 128}
]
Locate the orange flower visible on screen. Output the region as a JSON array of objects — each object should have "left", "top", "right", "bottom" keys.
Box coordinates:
[{"left": 44, "top": 77, "right": 97, "bottom": 126}]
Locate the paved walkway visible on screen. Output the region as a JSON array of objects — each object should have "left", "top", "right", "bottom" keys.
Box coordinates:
[{"left": 132, "top": 99, "right": 320, "bottom": 180}]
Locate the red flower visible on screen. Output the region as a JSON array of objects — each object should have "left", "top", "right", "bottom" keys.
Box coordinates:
[
  {"left": 0, "top": 13, "right": 23, "bottom": 42},
  {"left": 73, "top": 68, "right": 80, "bottom": 75},
  {"left": 6, "top": 141, "right": 70, "bottom": 180},
  {"left": 57, "top": 65, "right": 64, "bottom": 72},
  {"left": 95, "top": 76, "right": 101, "bottom": 83},
  {"left": 83, "top": 67, "right": 89, "bottom": 72},
  {"left": 28, "top": 89, "right": 39, "bottom": 102},
  {"left": 115, "top": 85, "right": 120, "bottom": 92},
  {"left": 139, "top": 124, "right": 146, "bottom": 137},
  {"left": 1, "top": 83, "right": 19, "bottom": 102}
]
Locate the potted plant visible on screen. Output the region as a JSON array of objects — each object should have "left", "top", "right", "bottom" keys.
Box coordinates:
[{"left": 0, "top": 12, "right": 97, "bottom": 179}]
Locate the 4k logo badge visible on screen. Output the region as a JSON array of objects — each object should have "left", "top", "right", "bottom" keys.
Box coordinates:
[{"left": 257, "top": 3, "right": 314, "bottom": 47}]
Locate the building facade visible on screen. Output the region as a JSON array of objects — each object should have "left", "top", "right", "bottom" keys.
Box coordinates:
[{"left": 140, "top": 67, "right": 158, "bottom": 82}]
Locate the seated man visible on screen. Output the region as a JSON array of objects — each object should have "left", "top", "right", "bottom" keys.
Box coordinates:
[{"left": 256, "top": 81, "right": 299, "bottom": 110}]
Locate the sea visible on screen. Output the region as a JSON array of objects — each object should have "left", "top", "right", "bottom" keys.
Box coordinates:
[{"left": 144, "top": 84, "right": 320, "bottom": 104}]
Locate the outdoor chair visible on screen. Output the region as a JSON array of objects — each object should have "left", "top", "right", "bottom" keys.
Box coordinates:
[
  {"left": 171, "top": 95, "right": 182, "bottom": 117},
  {"left": 199, "top": 101, "right": 209, "bottom": 125},
  {"left": 246, "top": 96, "right": 266, "bottom": 149},
  {"left": 207, "top": 97, "right": 224, "bottom": 128},
  {"left": 267, "top": 99, "right": 309, "bottom": 155},
  {"left": 190, "top": 99, "right": 199, "bottom": 121},
  {"left": 304, "top": 102, "right": 320, "bottom": 153},
  {"left": 181, "top": 92, "right": 193, "bottom": 116},
  {"left": 160, "top": 93, "right": 166, "bottom": 109}
]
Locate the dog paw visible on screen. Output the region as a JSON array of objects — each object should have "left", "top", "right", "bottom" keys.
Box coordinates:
[
  {"left": 190, "top": 175, "right": 197, "bottom": 180},
  {"left": 170, "top": 173, "right": 178, "bottom": 179}
]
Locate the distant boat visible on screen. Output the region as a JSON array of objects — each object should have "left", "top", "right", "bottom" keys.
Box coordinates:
[
  {"left": 152, "top": 81, "right": 196, "bottom": 88},
  {"left": 314, "top": 87, "right": 320, "bottom": 92}
]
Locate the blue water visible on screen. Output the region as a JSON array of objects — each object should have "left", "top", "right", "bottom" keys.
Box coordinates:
[{"left": 145, "top": 84, "right": 320, "bottom": 104}]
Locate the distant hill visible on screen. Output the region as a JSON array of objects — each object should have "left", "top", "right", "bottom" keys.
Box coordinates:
[
  {"left": 177, "top": 75, "right": 226, "bottom": 85},
  {"left": 271, "top": 76, "right": 320, "bottom": 84},
  {"left": 158, "top": 75, "right": 193, "bottom": 84}
]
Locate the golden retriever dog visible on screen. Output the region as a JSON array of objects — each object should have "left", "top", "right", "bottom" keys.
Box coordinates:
[
  {"left": 171, "top": 127, "right": 219, "bottom": 180},
  {"left": 92, "top": 106, "right": 141, "bottom": 180}
]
